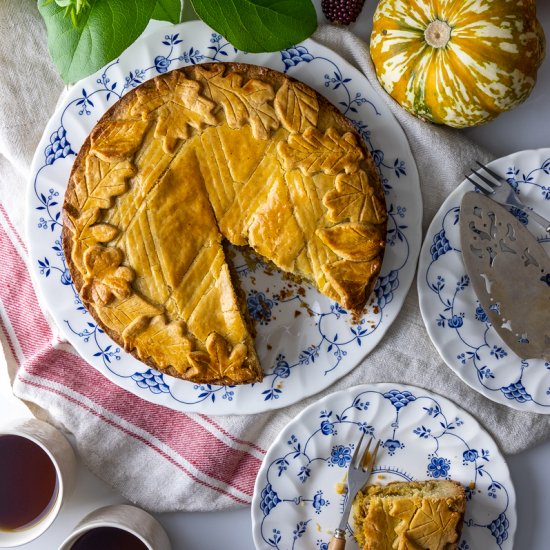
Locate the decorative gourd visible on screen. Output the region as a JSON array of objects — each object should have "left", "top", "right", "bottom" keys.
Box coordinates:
[{"left": 370, "top": 0, "right": 546, "bottom": 128}]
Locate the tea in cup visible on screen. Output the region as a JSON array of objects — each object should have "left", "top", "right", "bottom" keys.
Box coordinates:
[{"left": 0, "top": 418, "right": 76, "bottom": 547}]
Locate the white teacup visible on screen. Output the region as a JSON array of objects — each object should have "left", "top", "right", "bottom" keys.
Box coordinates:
[
  {"left": 58, "top": 504, "right": 171, "bottom": 550},
  {"left": 0, "top": 417, "right": 77, "bottom": 547}
]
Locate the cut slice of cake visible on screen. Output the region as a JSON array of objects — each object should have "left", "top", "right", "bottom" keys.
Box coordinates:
[{"left": 352, "top": 480, "right": 466, "bottom": 550}]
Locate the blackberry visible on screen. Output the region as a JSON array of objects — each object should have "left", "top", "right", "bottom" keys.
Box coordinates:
[{"left": 322, "top": 0, "right": 366, "bottom": 25}]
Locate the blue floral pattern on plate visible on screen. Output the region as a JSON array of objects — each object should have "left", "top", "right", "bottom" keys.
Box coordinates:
[
  {"left": 418, "top": 149, "right": 550, "bottom": 413},
  {"left": 26, "top": 21, "right": 421, "bottom": 415},
  {"left": 251, "top": 383, "right": 516, "bottom": 550}
]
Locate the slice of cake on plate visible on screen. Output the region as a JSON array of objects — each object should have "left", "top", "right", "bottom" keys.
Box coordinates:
[{"left": 353, "top": 480, "right": 466, "bottom": 550}]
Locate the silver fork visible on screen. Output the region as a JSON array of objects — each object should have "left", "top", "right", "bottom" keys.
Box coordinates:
[
  {"left": 466, "top": 161, "right": 550, "bottom": 234},
  {"left": 328, "top": 435, "right": 381, "bottom": 550}
]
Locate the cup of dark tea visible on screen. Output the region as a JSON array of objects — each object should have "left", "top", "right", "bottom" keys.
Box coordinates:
[
  {"left": 0, "top": 417, "right": 77, "bottom": 547},
  {"left": 58, "top": 504, "right": 171, "bottom": 550}
]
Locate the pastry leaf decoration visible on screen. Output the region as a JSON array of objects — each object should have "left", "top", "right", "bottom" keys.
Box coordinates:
[
  {"left": 274, "top": 79, "right": 319, "bottom": 133},
  {"left": 323, "top": 258, "right": 381, "bottom": 310},
  {"left": 65, "top": 206, "right": 95, "bottom": 238},
  {"left": 81, "top": 245, "right": 134, "bottom": 306},
  {"left": 82, "top": 156, "right": 136, "bottom": 210},
  {"left": 323, "top": 171, "right": 387, "bottom": 223},
  {"left": 187, "top": 332, "right": 249, "bottom": 381},
  {"left": 70, "top": 220, "right": 119, "bottom": 273},
  {"left": 317, "top": 222, "right": 385, "bottom": 261},
  {"left": 404, "top": 499, "right": 462, "bottom": 548},
  {"left": 122, "top": 316, "right": 194, "bottom": 373},
  {"left": 66, "top": 207, "right": 118, "bottom": 273},
  {"left": 277, "top": 127, "right": 363, "bottom": 175},
  {"left": 83, "top": 222, "right": 120, "bottom": 244},
  {"left": 90, "top": 119, "right": 150, "bottom": 162},
  {"left": 196, "top": 65, "right": 279, "bottom": 140},
  {"left": 132, "top": 71, "right": 218, "bottom": 153},
  {"left": 67, "top": 206, "right": 119, "bottom": 246}
]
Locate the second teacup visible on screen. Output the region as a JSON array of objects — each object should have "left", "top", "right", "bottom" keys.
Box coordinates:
[{"left": 58, "top": 504, "right": 171, "bottom": 550}]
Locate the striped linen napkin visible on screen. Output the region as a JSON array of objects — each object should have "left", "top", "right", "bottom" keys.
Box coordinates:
[{"left": 1, "top": 1, "right": 548, "bottom": 512}]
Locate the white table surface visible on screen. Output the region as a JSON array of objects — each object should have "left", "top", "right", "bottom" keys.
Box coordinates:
[{"left": 3, "top": 2, "right": 550, "bottom": 549}]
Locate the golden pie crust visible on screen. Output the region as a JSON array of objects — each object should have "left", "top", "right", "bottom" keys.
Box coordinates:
[
  {"left": 353, "top": 480, "right": 466, "bottom": 550},
  {"left": 62, "top": 62, "right": 387, "bottom": 386}
]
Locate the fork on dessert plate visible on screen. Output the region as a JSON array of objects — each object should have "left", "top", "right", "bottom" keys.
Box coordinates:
[
  {"left": 328, "top": 435, "right": 381, "bottom": 550},
  {"left": 466, "top": 160, "right": 550, "bottom": 234}
]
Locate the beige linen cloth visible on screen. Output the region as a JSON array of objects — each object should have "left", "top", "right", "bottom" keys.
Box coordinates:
[{"left": 1, "top": 1, "right": 548, "bottom": 512}]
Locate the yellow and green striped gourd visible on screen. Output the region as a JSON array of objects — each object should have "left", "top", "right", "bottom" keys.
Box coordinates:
[{"left": 370, "top": 0, "right": 546, "bottom": 128}]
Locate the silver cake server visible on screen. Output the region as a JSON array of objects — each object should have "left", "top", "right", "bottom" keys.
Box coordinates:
[{"left": 459, "top": 191, "right": 550, "bottom": 361}]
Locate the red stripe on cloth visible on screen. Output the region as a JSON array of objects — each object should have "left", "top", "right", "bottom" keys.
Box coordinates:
[
  {"left": 24, "top": 345, "right": 261, "bottom": 496},
  {"left": 0, "top": 203, "right": 27, "bottom": 253},
  {"left": 18, "top": 376, "right": 250, "bottom": 506},
  {"left": 0, "top": 227, "right": 52, "bottom": 358},
  {"left": 198, "top": 414, "right": 266, "bottom": 455}
]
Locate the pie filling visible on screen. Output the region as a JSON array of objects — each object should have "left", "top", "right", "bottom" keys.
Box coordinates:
[{"left": 62, "top": 63, "right": 387, "bottom": 386}]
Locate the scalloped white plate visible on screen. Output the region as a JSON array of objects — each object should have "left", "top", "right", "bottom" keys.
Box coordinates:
[
  {"left": 26, "top": 20, "right": 421, "bottom": 414},
  {"left": 251, "top": 383, "right": 516, "bottom": 550},
  {"left": 418, "top": 149, "right": 550, "bottom": 414}
]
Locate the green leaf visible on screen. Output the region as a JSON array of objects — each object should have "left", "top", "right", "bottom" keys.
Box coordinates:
[
  {"left": 38, "top": 0, "right": 182, "bottom": 84},
  {"left": 151, "top": 0, "right": 181, "bottom": 23},
  {"left": 190, "top": 0, "right": 317, "bottom": 53}
]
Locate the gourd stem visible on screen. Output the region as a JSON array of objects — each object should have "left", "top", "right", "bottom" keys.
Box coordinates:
[{"left": 424, "top": 19, "right": 452, "bottom": 48}]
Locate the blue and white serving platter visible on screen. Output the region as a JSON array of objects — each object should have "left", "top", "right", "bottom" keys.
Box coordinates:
[
  {"left": 251, "top": 383, "right": 516, "bottom": 550},
  {"left": 418, "top": 149, "right": 550, "bottom": 414},
  {"left": 26, "top": 20, "right": 421, "bottom": 414}
]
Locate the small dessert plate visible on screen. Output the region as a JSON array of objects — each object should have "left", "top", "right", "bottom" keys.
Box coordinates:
[
  {"left": 251, "top": 383, "right": 516, "bottom": 550},
  {"left": 418, "top": 149, "right": 550, "bottom": 413}
]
